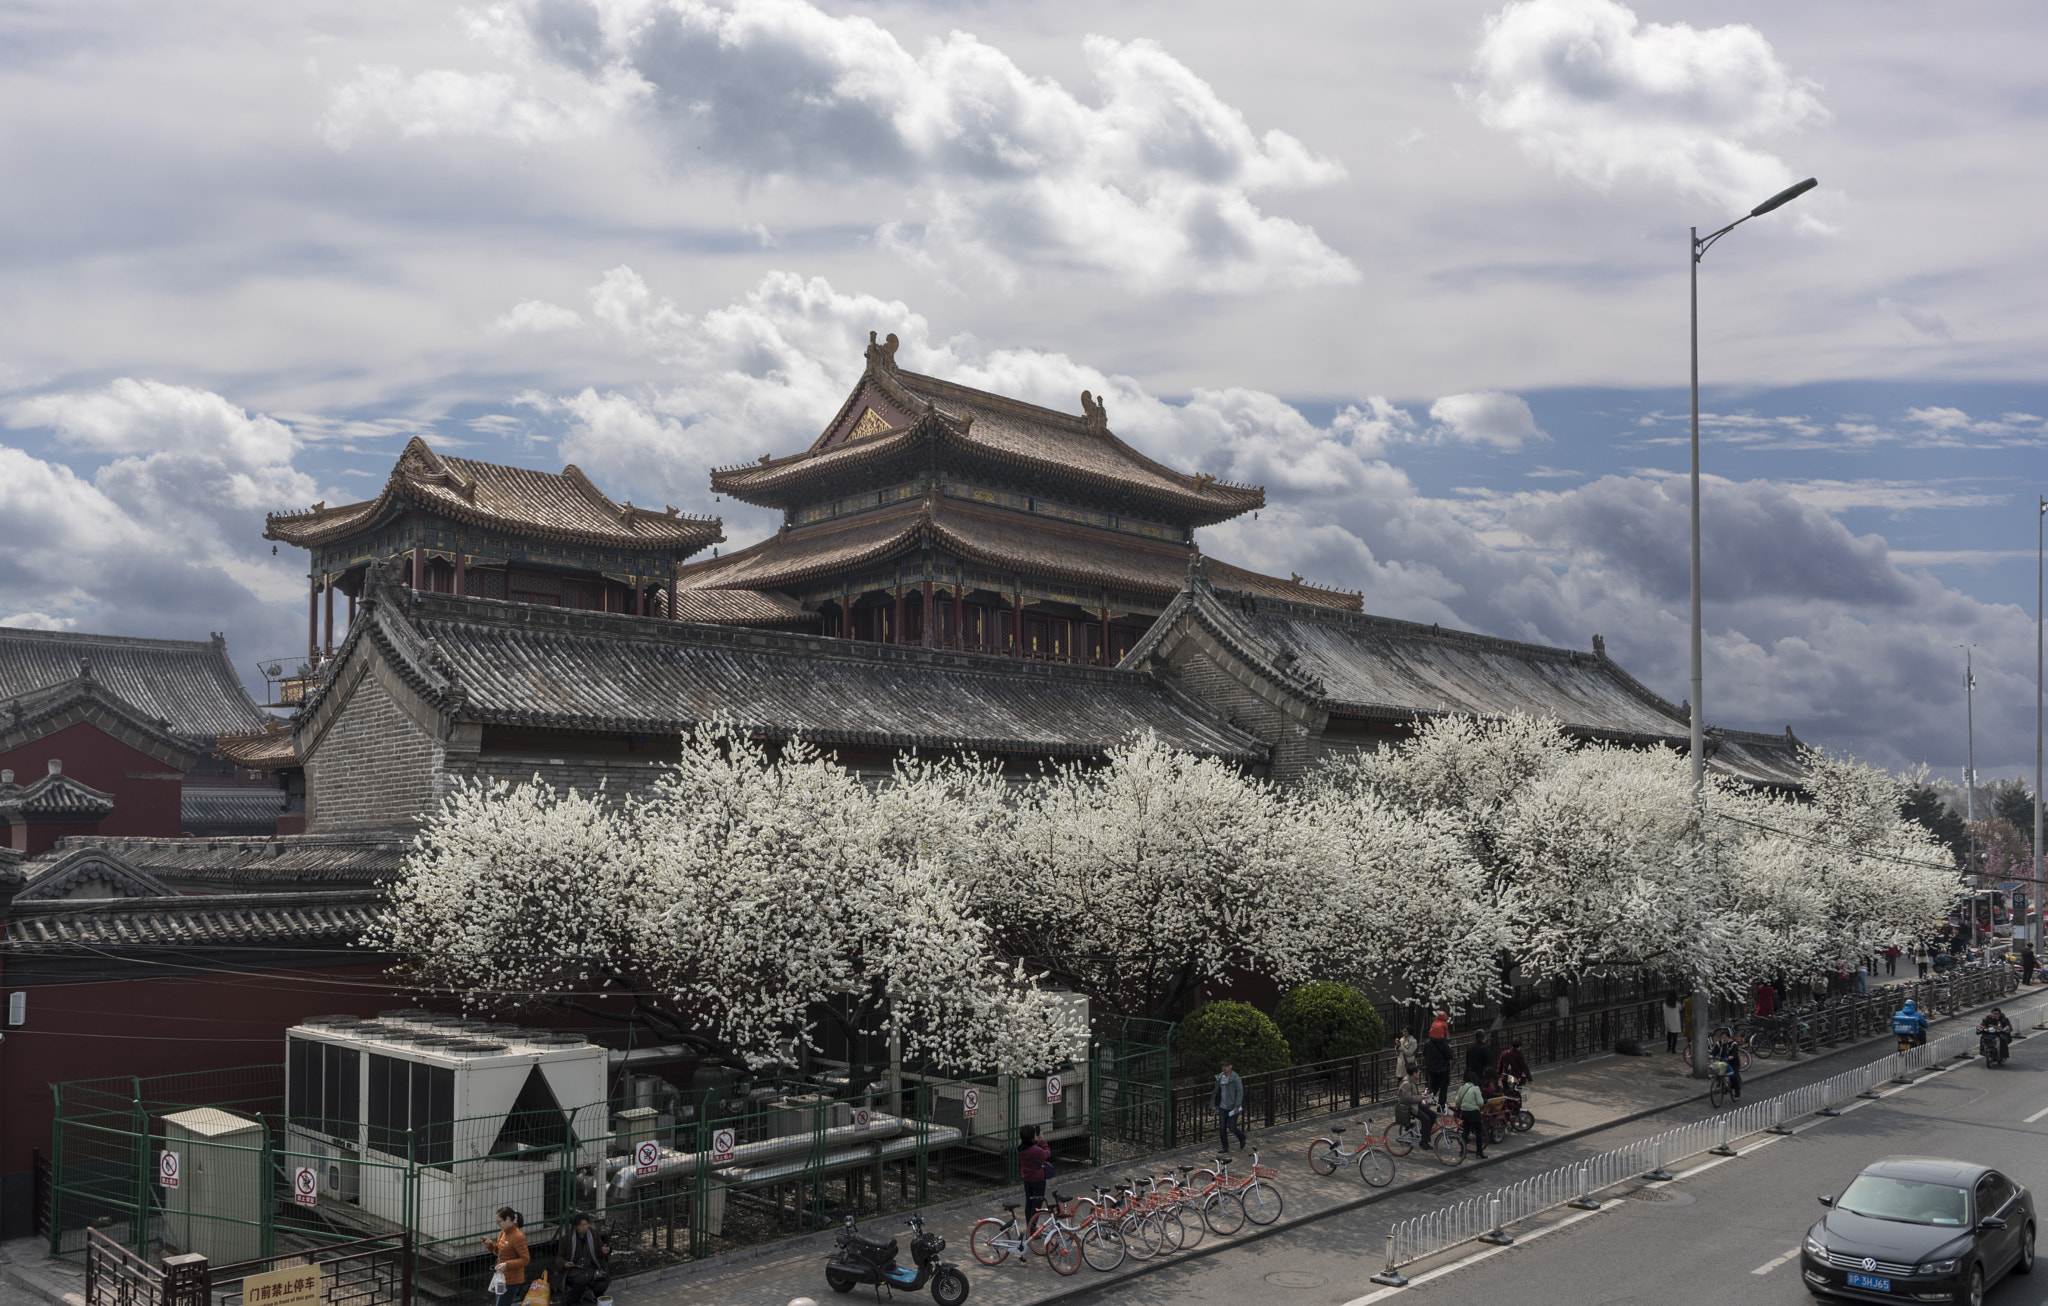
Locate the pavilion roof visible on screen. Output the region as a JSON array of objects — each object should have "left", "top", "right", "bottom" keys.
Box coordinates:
[
  {"left": 217, "top": 723, "right": 298, "bottom": 770},
  {"left": 660, "top": 586, "right": 821, "bottom": 630},
  {"left": 264, "top": 436, "right": 724, "bottom": 554},
  {"left": 0, "top": 767, "right": 117, "bottom": 822},
  {"left": 301, "top": 580, "right": 1267, "bottom": 764},
  {"left": 711, "top": 336, "right": 1264, "bottom": 526},
  {"left": 676, "top": 492, "right": 1360, "bottom": 610},
  {"left": 0, "top": 627, "right": 267, "bottom": 744}
]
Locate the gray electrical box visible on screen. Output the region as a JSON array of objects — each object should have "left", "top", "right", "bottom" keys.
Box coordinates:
[{"left": 161, "top": 1108, "right": 266, "bottom": 1265}]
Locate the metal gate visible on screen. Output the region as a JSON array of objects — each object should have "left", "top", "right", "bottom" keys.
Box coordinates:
[{"left": 85, "top": 1228, "right": 412, "bottom": 1306}]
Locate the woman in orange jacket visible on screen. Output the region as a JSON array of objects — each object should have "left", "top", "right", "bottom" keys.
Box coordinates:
[{"left": 484, "top": 1208, "right": 529, "bottom": 1306}]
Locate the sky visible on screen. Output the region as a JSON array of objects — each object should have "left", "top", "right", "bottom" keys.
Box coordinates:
[{"left": 2, "top": 0, "right": 2044, "bottom": 781}]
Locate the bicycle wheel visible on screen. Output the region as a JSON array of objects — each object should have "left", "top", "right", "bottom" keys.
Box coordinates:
[
  {"left": 1120, "top": 1212, "right": 1165, "bottom": 1261},
  {"left": 1042, "top": 1228, "right": 1082, "bottom": 1276},
  {"left": 1488, "top": 1120, "right": 1508, "bottom": 1145},
  {"left": 1171, "top": 1202, "right": 1205, "bottom": 1250},
  {"left": 1307, "top": 1139, "right": 1341, "bottom": 1176},
  {"left": 1514, "top": 1109, "right": 1535, "bottom": 1132},
  {"left": 1432, "top": 1127, "right": 1465, "bottom": 1165},
  {"left": 1079, "top": 1223, "right": 1125, "bottom": 1272},
  {"left": 1239, "top": 1179, "right": 1283, "bottom": 1225},
  {"left": 1201, "top": 1189, "right": 1246, "bottom": 1236},
  {"left": 968, "top": 1218, "right": 1010, "bottom": 1266},
  {"left": 1708, "top": 1074, "right": 1725, "bottom": 1108},
  {"left": 1736, "top": 1045, "right": 1754, "bottom": 1073},
  {"left": 1385, "top": 1126, "right": 1413, "bottom": 1158},
  {"left": 1357, "top": 1146, "right": 1393, "bottom": 1189},
  {"left": 1156, "top": 1208, "right": 1188, "bottom": 1252}
]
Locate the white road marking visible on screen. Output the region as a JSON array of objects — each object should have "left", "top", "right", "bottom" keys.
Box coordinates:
[
  {"left": 2024, "top": 1102, "right": 2048, "bottom": 1124},
  {"left": 1336, "top": 1207, "right": 1608, "bottom": 1305},
  {"left": 1750, "top": 1247, "right": 1800, "bottom": 1275}
]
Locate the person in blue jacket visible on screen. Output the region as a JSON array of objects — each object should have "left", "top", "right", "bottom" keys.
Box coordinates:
[{"left": 1891, "top": 999, "right": 1929, "bottom": 1047}]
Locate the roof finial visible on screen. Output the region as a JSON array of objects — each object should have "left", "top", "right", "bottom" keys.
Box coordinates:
[
  {"left": 1186, "top": 547, "right": 1211, "bottom": 591},
  {"left": 1592, "top": 634, "right": 1606, "bottom": 658},
  {"left": 1081, "top": 390, "right": 1108, "bottom": 434},
  {"left": 866, "top": 330, "right": 901, "bottom": 376},
  {"left": 77, "top": 655, "right": 93, "bottom": 684}
]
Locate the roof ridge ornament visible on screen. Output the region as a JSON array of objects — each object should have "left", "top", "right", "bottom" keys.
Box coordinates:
[
  {"left": 1186, "top": 548, "right": 1213, "bottom": 593},
  {"left": 1080, "top": 390, "right": 1108, "bottom": 435},
  {"left": 866, "top": 330, "right": 901, "bottom": 376}
]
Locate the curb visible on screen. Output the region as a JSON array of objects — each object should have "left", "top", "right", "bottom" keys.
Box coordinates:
[
  {"left": 0, "top": 1245, "right": 85, "bottom": 1306},
  {"left": 972, "top": 981, "right": 2035, "bottom": 1306}
]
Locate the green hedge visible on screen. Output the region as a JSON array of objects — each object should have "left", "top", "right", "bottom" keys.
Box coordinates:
[
  {"left": 1174, "top": 1001, "right": 1292, "bottom": 1077},
  {"left": 1273, "top": 981, "right": 1385, "bottom": 1063}
]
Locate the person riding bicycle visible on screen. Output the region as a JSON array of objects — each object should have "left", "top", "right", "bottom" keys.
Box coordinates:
[
  {"left": 1395, "top": 1067, "right": 1434, "bottom": 1146},
  {"left": 1891, "top": 998, "right": 1929, "bottom": 1047},
  {"left": 1496, "top": 1038, "right": 1532, "bottom": 1086},
  {"left": 1708, "top": 1028, "right": 1743, "bottom": 1100},
  {"left": 1979, "top": 1007, "right": 2014, "bottom": 1061}
]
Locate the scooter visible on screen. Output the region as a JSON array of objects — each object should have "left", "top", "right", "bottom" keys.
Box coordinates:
[
  {"left": 1979, "top": 1024, "right": 2011, "bottom": 1067},
  {"left": 824, "top": 1213, "right": 970, "bottom": 1304}
]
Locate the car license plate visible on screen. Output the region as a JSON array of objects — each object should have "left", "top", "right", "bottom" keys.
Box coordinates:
[{"left": 1846, "top": 1271, "right": 1891, "bottom": 1291}]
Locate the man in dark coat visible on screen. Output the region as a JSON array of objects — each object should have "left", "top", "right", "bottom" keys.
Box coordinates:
[
  {"left": 1463, "top": 1033, "right": 1492, "bottom": 1084},
  {"left": 1423, "top": 1032, "right": 1452, "bottom": 1104}
]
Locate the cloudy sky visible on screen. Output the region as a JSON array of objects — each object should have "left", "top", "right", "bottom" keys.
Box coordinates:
[{"left": 3, "top": 0, "right": 2043, "bottom": 780}]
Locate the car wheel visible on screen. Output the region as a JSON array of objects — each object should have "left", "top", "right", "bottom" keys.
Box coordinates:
[
  {"left": 1961, "top": 1262, "right": 1984, "bottom": 1306},
  {"left": 2018, "top": 1223, "right": 2036, "bottom": 1275}
]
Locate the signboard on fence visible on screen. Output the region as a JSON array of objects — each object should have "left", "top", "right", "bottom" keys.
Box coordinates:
[
  {"left": 242, "top": 1263, "right": 322, "bottom": 1306},
  {"left": 1046, "top": 1074, "right": 1063, "bottom": 1105},
  {"left": 158, "top": 1150, "right": 180, "bottom": 1190},
  {"left": 852, "top": 1107, "right": 871, "bottom": 1133},
  {"left": 962, "top": 1088, "right": 979, "bottom": 1118},
  {"left": 634, "top": 1141, "right": 660, "bottom": 1177},
  {"left": 291, "top": 1167, "right": 319, "bottom": 1208},
  {"left": 710, "top": 1128, "right": 737, "bottom": 1164}
]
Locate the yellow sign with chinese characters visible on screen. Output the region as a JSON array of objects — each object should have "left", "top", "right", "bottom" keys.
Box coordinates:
[{"left": 241, "top": 1264, "right": 323, "bottom": 1306}]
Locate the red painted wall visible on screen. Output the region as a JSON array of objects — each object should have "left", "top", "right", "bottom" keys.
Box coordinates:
[
  {"left": 0, "top": 721, "right": 184, "bottom": 839},
  {"left": 0, "top": 964, "right": 395, "bottom": 1189}
]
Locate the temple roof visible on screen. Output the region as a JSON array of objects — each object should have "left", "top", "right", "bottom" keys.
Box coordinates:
[
  {"left": 661, "top": 586, "right": 821, "bottom": 630},
  {"left": 711, "top": 338, "right": 1264, "bottom": 526},
  {"left": 181, "top": 787, "right": 286, "bottom": 835},
  {"left": 216, "top": 724, "right": 298, "bottom": 770},
  {"left": 0, "top": 627, "right": 268, "bottom": 742},
  {"left": 16, "top": 845, "right": 174, "bottom": 901},
  {"left": 0, "top": 765, "right": 117, "bottom": 822},
  {"left": 265, "top": 436, "right": 724, "bottom": 554},
  {"left": 677, "top": 493, "right": 1360, "bottom": 611},
  {"left": 38, "top": 831, "right": 408, "bottom": 891},
  {"left": 3, "top": 888, "right": 386, "bottom": 952},
  {"left": 304, "top": 580, "right": 1268, "bottom": 763},
  {"left": 1703, "top": 727, "right": 1810, "bottom": 793}
]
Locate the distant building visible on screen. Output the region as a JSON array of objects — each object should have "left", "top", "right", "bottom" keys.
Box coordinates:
[{"left": 0, "top": 628, "right": 277, "bottom": 850}]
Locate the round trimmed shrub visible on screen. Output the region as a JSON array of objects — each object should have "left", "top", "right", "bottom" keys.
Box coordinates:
[
  {"left": 1273, "top": 982, "right": 1385, "bottom": 1063},
  {"left": 1174, "top": 1001, "right": 1292, "bottom": 1078}
]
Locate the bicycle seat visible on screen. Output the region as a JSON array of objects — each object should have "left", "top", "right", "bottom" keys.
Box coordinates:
[
  {"left": 1332, "top": 1126, "right": 1347, "bottom": 1135},
  {"left": 1001, "top": 1203, "right": 1018, "bottom": 1212}
]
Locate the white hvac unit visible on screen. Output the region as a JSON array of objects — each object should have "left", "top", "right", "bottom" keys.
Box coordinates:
[
  {"left": 161, "top": 1108, "right": 266, "bottom": 1266},
  {"left": 285, "top": 1012, "right": 607, "bottom": 1244}
]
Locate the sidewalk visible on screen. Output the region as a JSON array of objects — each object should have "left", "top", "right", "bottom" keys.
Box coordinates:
[{"left": 610, "top": 979, "right": 2036, "bottom": 1306}]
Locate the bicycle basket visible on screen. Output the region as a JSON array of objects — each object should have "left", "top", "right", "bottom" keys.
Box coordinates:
[{"left": 1252, "top": 1165, "right": 1278, "bottom": 1179}]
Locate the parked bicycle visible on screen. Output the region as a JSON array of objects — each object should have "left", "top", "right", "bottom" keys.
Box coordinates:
[
  {"left": 968, "top": 1198, "right": 1080, "bottom": 1274},
  {"left": 1306, "top": 1120, "right": 1395, "bottom": 1187},
  {"left": 1190, "top": 1152, "right": 1284, "bottom": 1225}
]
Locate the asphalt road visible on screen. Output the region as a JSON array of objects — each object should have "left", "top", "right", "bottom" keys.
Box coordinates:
[{"left": 1063, "top": 1029, "right": 2048, "bottom": 1306}]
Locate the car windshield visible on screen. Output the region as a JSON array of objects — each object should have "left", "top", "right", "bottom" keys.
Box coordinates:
[{"left": 1837, "top": 1175, "right": 1970, "bottom": 1226}]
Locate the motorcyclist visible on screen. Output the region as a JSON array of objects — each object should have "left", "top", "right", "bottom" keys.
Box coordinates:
[
  {"left": 1891, "top": 999, "right": 1929, "bottom": 1048},
  {"left": 1978, "top": 1007, "right": 2014, "bottom": 1062}
]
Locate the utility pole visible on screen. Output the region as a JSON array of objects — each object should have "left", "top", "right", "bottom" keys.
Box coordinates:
[
  {"left": 1961, "top": 644, "right": 1979, "bottom": 902},
  {"left": 2036, "top": 500, "right": 2045, "bottom": 953},
  {"left": 1687, "top": 177, "right": 1817, "bottom": 1078}
]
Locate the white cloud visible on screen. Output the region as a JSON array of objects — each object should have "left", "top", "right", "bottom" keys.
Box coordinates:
[
  {"left": 1469, "top": 0, "right": 1827, "bottom": 213},
  {"left": 322, "top": 0, "right": 1354, "bottom": 293},
  {"left": 12, "top": 377, "right": 299, "bottom": 467},
  {"left": 1427, "top": 390, "right": 1545, "bottom": 450}
]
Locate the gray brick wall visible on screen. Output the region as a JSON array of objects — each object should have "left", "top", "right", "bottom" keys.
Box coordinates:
[
  {"left": 305, "top": 673, "right": 441, "bottom": 831},
  {"left": 1163, "top": 633, "right": 1320, "bottom": 783},
  {"left": 442, "top": 754, "right": 671, "bottom": 807}
]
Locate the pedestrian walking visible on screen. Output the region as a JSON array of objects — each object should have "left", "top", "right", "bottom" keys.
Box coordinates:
[
  {"left": 1754, "top": 980, "right": 1775, "bottom": 1019},
  {"left": 1395, "top": 1026, "right": 1420, "bottom": 1078},
  {"left": 1423, "top": 1029, "right": 1452, "bottom": 1104},
  {"left": 1662, "top": 991, "right": 1683, "bottom": 1053},
  {"left": 483, "top": 1208, "right": 529, "bottom": 1306},
  {"left": 1854, "top": 964, "right": 1869, "bottom": 995},
  {"left": 1463, "top": 1033, "right": 1492, "bottom": 1083},
  {"left": 1452, "top": 1078, "right": 1487, "bottom": 1159},
  {"left": 1916, "top": 941, "right": 1931, "bottom": 980},
  {"left": 1017, "top": 1125, "right": 1052, "bottom": 1232},
  {"left": 1882, "top": 944, "right": 1900, "bottom": 977},
  {"left": 1214, "top": 1060, "right": 1248, "bottom": 1152},
  {"left": 1396, "top": 1068, "right": 1434, "bottom": 1146},
  {"left": 2023, "top": 944, "right": 2038, "bottom": 986}
]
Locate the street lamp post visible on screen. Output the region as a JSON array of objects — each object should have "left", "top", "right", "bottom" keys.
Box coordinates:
[
  {"left": 1688, "top": 176, "right": 1817, "bottom": 1078},
  {"left": 2036, "top": 499, "right": 2045, "bottom": 957},
  {"left": 1960, "top": 644, "right": 1980, "bottom": 904}
]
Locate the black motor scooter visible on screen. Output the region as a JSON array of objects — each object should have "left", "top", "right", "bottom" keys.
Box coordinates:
[
  {"left": 823, "top": 1213, "right": 969, "bottom": 1304},
  {"left": 1980, "top": 1023, "right": 2011, "bottom": 1066}
]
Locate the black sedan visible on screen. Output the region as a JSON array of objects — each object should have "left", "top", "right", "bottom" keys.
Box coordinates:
[{"left": 1802, "top": 1156, "right": 2035, "bottom": 1304}]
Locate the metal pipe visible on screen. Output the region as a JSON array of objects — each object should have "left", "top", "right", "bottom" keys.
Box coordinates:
[
  {"left": 606, "top": 1045, "right": 699, "bottom": 1069},
  {"left": 610, "top": 1113, "right": 913, "bottom": 1197}
]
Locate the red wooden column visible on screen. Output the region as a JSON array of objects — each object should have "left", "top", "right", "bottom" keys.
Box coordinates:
[
  {"left": 921, "top": 577, "right": 934, "bottom": 647},
  {"left": 631, "top": 576, "right": 641, "bottom": 616},
  {"left": 454, "top": 553, "right": 467, "bottom": 597},
  {"left": 1012, "top": 591, "right": 1024, "bottom": 656},
  {"left": 892, "top": 588, "right": 905, "bottom": 645},
  {"left": 306, "top": 577, "right": 318, "bottom": 660},
  {"left": 1100, "top": 606, "right": 1111, "bottom": 666},
  {"left": 953, "top": 582, "right": 965, "bottom": 652},
  {"left": 411, "top": 546, "right": 424, "bottom": 590},
  {"left": 323, "top": 581, "right": 335, "bottom": 654},
  {"left": 673, "top": 560, "right": 682, "bottom": 620}
]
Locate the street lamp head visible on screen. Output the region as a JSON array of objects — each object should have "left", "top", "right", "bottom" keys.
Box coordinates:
[{"left": 1751, "top": 177, "right": 1818, "bottom": 217}]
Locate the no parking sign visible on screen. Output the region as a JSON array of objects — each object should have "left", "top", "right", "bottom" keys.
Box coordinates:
[
  {"left": 710, "top": 1128, "right": 737, "bottom": 1164},
  {"left": 158, "top": 1151, "right": 180, "bottom": 1190},
  {"left": 633, "top": 1140, "right": 660, "bottom": 1177},
  {"left": 961, "top": 1088, "right": 980, "bottom": 1119},
  {"left": 1045, "top": 1074, "right": 1063, "bottom": 1105}
]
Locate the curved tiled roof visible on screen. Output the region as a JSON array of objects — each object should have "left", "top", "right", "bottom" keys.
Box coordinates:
[
  {"left": 41, "top": 832, "right": 408, "bottom": 888},
  {"left": 0, "top": 769, "right": 116, "bottom": 821},
  {"left": 303, "top": 584, "right": 1266, "bottom": 763},
  {"left": 677, "top": 496, "right": 1360, "bottom": 610},
  {"left": 17, "top": 846, "right": 174, "bottom": 901},
  {"left": 265, "top": 436, "right": 723, "bottom": 553},
  {"left": 1704, "top": 728, "right": 1810, "bottom": 792},
  {"left": 181, "top": 787, "right": 286, "bottom": 834},
  {"left": 217, "top": 726, "right": 298, "bottom": 769},
  {"left": 0, "top": 627, "right": 267, "bottom": 740},
  {"left": 712, "top": 358, "right": 1263, "bottom": 526},
  {"left": 661, "top": 587, "right": 820, "bottom": 629},
  {"left": 3, "top": 889, "right": 387, "bottom": 952}
]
